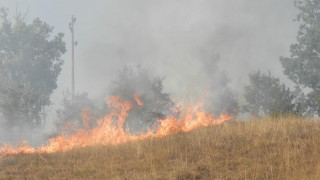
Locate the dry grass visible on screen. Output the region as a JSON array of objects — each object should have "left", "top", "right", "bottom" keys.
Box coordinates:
[{"left": 1, "top": 116, "right": 320, "bottom": 179}]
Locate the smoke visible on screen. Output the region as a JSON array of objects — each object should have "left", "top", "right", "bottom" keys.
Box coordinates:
[
  {"left": 0, "top": 107, "right": 57, "bottom": 146},
  {"left": 56, "top": 0, "right": 299, "bottom": 101},
  {"left": 0, "top": 0, "right": 300, "bottom": 145}
]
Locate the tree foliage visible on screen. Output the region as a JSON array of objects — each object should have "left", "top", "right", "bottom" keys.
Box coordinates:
[
  {"left": 0, "top": 8, "right": 65, "bottom": 127},
  {"left": 110, "top": 65, "right": 176, "bottom": 133},
  {"left": 200, "top": 53, "right": 239, "bottom": 115},
  {"left": 244, "top": 71, "right": 295, "bottom": 117},
  {"left": 213, "top": 88, "right": 239, "bottom": 115},
  {"left": 280, "top": 0, "right": 320, "bottom": 114},
  {"left": 56, "top": 92, "right": 98, "bottom": 133}
]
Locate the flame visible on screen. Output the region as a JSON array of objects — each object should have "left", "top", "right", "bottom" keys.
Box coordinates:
[
  {"left": 0, "top": 95, "right": 233, "bottom": 157},
  {"left": 133, "top": 93, "right": 144, "bottom": 106}
]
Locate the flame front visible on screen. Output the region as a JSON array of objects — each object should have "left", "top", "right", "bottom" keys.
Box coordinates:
[{"left": 0, "top": 95, "right": 233, "bottom": 156}]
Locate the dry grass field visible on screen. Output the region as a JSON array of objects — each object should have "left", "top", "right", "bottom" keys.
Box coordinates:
[{"left": 1, "top": 116, "right": 320, "bottom": 179}]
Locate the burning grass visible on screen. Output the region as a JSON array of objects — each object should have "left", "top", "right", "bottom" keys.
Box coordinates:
[
  {"left": 1, "top": 116, "right": 320, "bottom": 179},
  {"left": 0, "top": 95, "right": 232, "bottom": 155}
]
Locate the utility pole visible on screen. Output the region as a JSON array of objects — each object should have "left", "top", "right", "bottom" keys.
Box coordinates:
[{"left": 69, "top": 15, "right": 77, "bottom": 98}]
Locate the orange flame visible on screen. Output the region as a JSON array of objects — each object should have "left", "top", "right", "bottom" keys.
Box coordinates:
[
  {"left": 133, "top": 93, "right": 144, "bottom": 106},
  {"left": 0, "top": 95, "right": 233, "bottom": 157}
]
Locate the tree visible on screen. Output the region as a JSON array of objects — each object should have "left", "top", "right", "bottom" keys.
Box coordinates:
[
  {"left": 200, "top": 53, "right": 239, "bottom": 116},
  {"left": 280, "top": 0, "right": 320, "bottom": 114},
  {"left": 56, "top": 92, "right": 98, "bottom": 133},
  {"left": 213, "top": 88, "right": 239, "bottom": 115},
  {"left": 244, "top": 71, "right": 295, "bottom": 117},
  {"left": 0, "top": 8, "right": 66, "bottom": 127},
  {"left": 109, "top": 65, "right": 177, "bottom": 133}
]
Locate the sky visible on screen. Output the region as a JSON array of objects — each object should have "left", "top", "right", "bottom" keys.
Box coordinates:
[
  {"left": 0, "top": 0, "right": 299, "bottom": 103},
  {"left": 0, "top": 0, "right": 301, "bottom": 145}
]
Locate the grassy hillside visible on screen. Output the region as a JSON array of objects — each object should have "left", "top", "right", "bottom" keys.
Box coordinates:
[{"left": 1, "top": 116, "right": 320, "bottom": 179}]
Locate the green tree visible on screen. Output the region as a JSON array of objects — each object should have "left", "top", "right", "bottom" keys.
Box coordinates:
[
  {"left": 0, "top": 8, "right": 65, "bottom": 127},
  {"left": 56, "top": 92, "right": 98, "bottom": 133},
  {"left": 200, "top": 53, "right": 239, "bottom": 116},
  {"left": 110, "top": 65, "right": 177, "bottom": 133},
  {"left": 244, "top": 71, "right": 295, "bottom": 117},
  {"left": 213, "top": 88, "right": 239, "bottom": 115},
  {"left": 280, "top": 0, "right": 320, "bottom": 114}
]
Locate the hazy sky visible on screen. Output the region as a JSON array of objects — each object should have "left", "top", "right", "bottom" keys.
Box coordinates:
[
  {"left": 0, "top": 0, "right": 302, "bottom": 145},
  {"left": 0, "top": 0, "right": 299, "bottom": 103}
]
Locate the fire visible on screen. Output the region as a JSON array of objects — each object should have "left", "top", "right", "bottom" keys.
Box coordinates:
[
  {"left": 133, "top": 93, "right": 144, "bottom": 106},
  {"left": 0, "top": 95, "right": 233, "bottom": 157}
]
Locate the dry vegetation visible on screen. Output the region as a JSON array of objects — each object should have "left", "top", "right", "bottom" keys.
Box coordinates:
[{"left": 1, "top": 116, "right": 320, "bottom": 179}]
